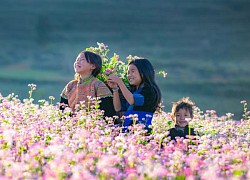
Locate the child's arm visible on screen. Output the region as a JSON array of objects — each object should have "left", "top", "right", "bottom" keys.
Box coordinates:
[
  {"left": 107, "top": 81, "right": 122, "bottom": 112},
  {"left": 108, "top": 74, "right": 134, "bottom": 105},
  {"left": 60, "top": 85, "right": 69, "bottom": 111},
  {"left": 113, "top": 89, "right": 122, "bottom": 112}
]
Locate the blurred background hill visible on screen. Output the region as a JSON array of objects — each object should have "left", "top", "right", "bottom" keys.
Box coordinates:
[{"left": 0, "top": 0, "right": 250, "bottom": 119}]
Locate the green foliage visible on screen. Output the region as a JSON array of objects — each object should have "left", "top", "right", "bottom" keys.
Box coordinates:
[
  {"left": 233, "top": 170, "right": 245, "bottom": 177},
  {"left": 86, "top": 42, "right": 167, "bottom": 87},
  {"left": 86, "top": 42, "right": 129, "bottom": 85}
]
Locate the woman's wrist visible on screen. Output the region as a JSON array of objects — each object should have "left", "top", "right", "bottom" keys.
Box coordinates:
[{"left": 112, "top": 87, "right": 119, "bottom": 92}]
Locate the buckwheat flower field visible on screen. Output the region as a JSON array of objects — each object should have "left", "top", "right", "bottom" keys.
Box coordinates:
[{"left": 0, "top": 88, "right": 249, "bottom": 179}]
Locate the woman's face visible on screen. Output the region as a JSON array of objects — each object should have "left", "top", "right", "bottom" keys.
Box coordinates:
[
  {"left": 127, "top": 64, "right": 142, "bottom": 88},
  {"left": 74, "top": 53, "right": 95, "bottom": 75}
]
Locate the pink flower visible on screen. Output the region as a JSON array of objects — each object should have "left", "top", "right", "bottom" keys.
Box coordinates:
[{"left": 104, "top": 69, "right": 112, "bottom": 75}]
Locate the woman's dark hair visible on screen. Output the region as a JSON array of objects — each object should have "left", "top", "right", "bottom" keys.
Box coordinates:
[
  {"left": 129, "top": 58, "right": 162, "bottom": 109},
  {"left": 83, "top": 51, "right": 102, "bottom": 77}
]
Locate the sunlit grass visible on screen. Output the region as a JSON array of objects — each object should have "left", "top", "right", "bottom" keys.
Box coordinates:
[{"left": 0, "top": 68, "right": 70, "bottom": 82}]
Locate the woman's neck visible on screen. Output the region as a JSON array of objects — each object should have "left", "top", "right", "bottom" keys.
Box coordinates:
[
  {"left": 79, "top": 72, "right": 92, "bottom": 80},
  {"left": 136, "top": 83, "right": 144, "bottom": 90},
  {"left": 79, "top": 75, "right": 94, "bottom": 84},
  {"left": 79, "top": 74, "right": 94, "bottom": 84}
]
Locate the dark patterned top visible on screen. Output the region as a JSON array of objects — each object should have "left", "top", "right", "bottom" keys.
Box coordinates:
[
  {"left": 61, "top": 76, "right": 112, "bottom": 111},
  {"left": 168, "top": 125, "right": 196, "bottom": 141}
]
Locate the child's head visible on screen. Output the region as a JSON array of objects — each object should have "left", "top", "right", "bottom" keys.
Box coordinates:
[
  {"left": 74, "top": 51, "right": 102, "bottom": 80},
  {"left": 171, "top": 97, "right": 195, "bottom": 127},
  {"left": 128, "top": 58, "right": 162, "bottom": 109},
  {"left": 128, "top": 58, "right": 155, "bottom": 87}
]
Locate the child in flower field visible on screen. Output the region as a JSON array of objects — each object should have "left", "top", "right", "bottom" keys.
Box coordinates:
[
  {"left": 60, "top": 50, "right": 116, "bottom": 117},
  {"left": 168, "top": 97, "right": 197, "bottom": 141},
  {"left": 107, "top": 58, "right": 162, "bottom": 132}
]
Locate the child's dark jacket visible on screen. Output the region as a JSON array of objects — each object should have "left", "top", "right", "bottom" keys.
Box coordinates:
[{"left": 168, "top": 125, "right": 196, "bottom": 141}]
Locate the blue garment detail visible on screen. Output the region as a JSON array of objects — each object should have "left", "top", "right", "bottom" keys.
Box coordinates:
[
  {"left": 122, "top": 87, "right": 153, "bottom": 133},
  {"left": 133, "top": 94, "right": 144, "bottom": 106},
  {"left": 126, "top": 88, "right": 143, "bottom": 111},
  {"left": 122, "top": 110, "right": 153, "bottom": 133}
]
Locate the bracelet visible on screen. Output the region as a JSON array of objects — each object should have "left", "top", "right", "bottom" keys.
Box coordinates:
[{"left": 112, "top": 87, "right": 119, "bottom": 92}]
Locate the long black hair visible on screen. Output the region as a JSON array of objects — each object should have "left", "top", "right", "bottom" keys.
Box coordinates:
[
  {"left": 129, "top": 58, "right": 162, "bottom": 109},
  {"left": 74, "top": 51, "right": 102, "bottom": 81},
  {"left": 83, "top": 51, "right": 102, "bottom": 77}
]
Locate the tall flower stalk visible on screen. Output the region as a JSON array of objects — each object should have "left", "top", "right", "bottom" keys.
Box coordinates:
[
  {"left": 28, "top": 83, "right": 36, "bottom": 100},
  {"left": 241, "top": 100, "right": 249, "bottom": 120}
]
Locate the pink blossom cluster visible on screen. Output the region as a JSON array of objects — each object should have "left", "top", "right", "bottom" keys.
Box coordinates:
[{"left": 0, "top": 94, "right": 250, "bottom": 179}]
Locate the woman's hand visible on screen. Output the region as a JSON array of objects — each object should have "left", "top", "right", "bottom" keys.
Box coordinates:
[
  {"left": 108, "top": 74, "right": 134, "bottom": 105},
  {"left": 108, "top": 74, "right": 122, "bottom": 86},
  {"left": 107, "top": 81, "right": 118, "bottom": 89},
  {"left": 107, "top": 74, "right": 122, "bottom": 112}
]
